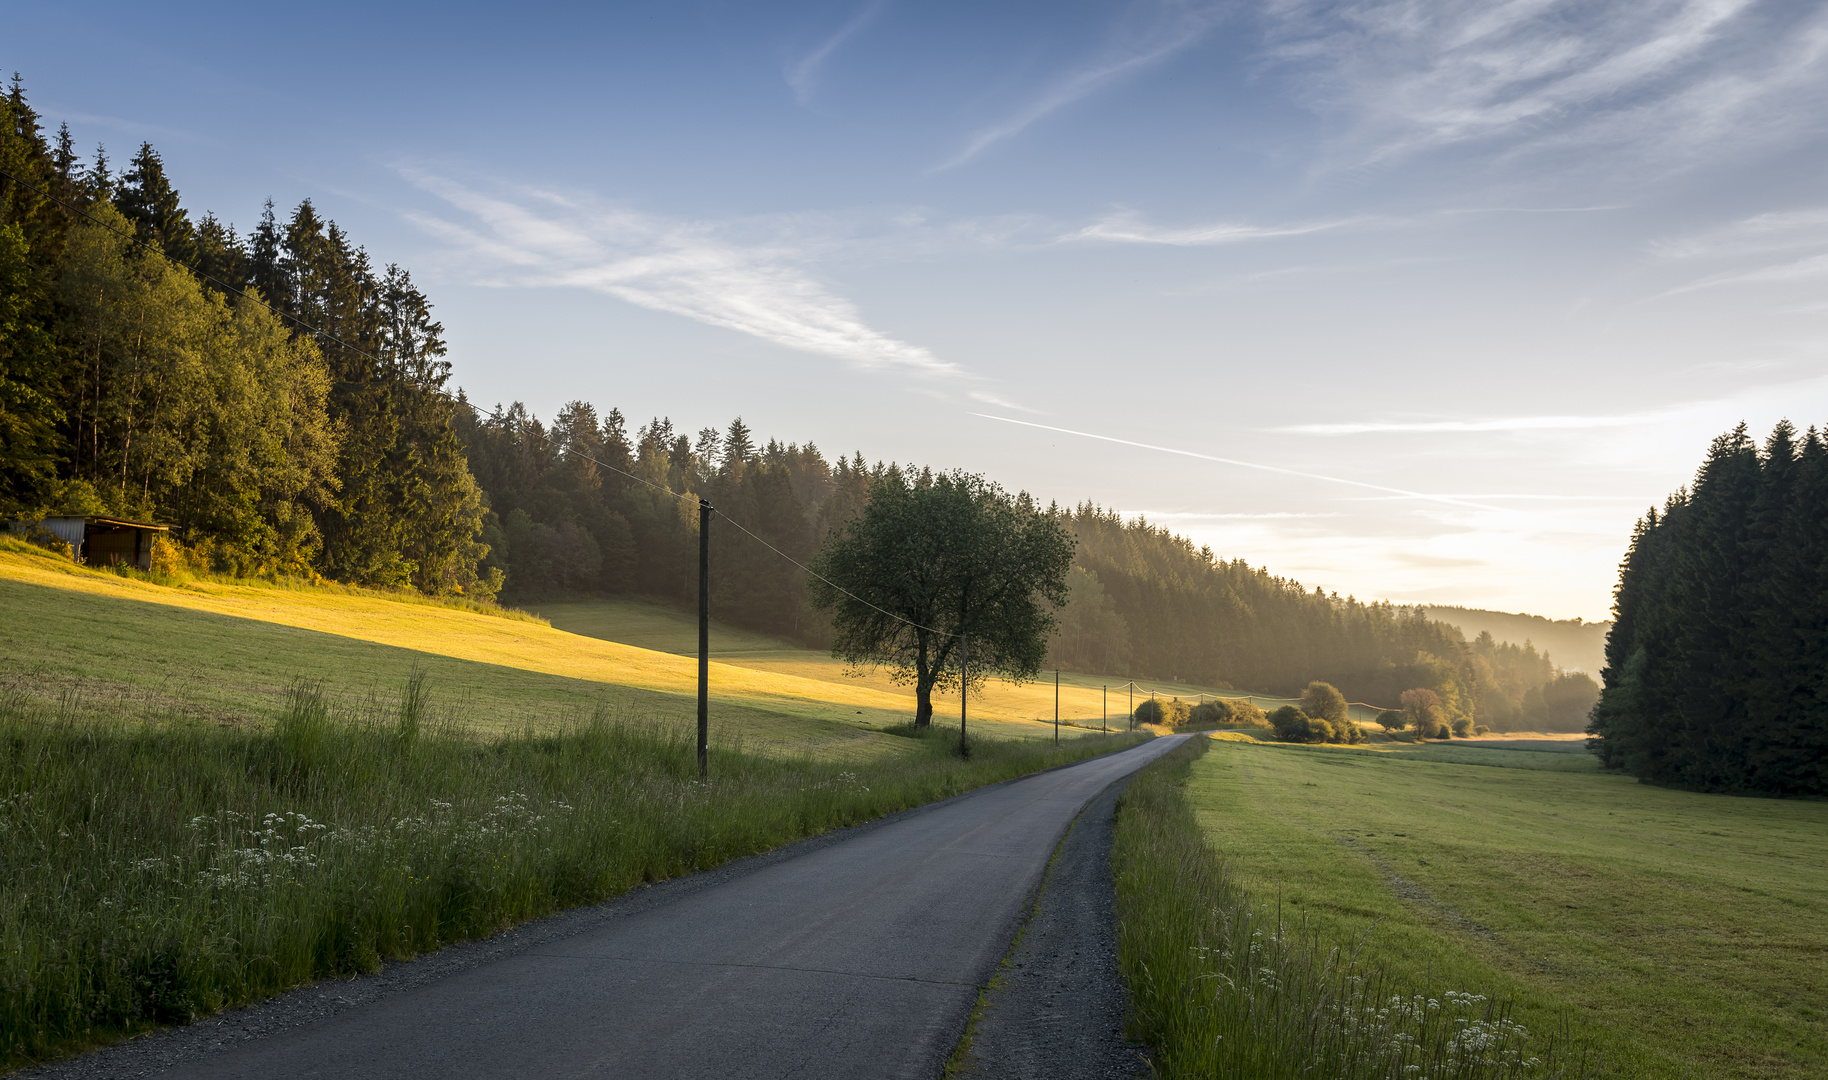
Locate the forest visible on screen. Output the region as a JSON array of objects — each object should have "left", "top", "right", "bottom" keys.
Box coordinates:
[
  {"left": 457, "top": 402, "right": 1594, "bottom": 730},
  {"left": 1590, "top": 421, "right": 1828, "bottom": 795},
  {"left": 1, "top": 76, "right": 1590, "bottom": 732},
  {"left": 0, "top": 80, "right": 487, "bottom": 595}
]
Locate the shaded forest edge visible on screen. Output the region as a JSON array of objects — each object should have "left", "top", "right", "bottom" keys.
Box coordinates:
[
  {"left": 3, "top": 75, "right": 1589, "bottom": 734},
  {"left": 1590, "top": 422, "right": 1828, "bottom": 796}
]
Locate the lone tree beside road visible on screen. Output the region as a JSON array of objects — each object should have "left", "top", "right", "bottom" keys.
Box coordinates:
[{"left": 809, "top": 470, "right": 1074, "bottom": 727}]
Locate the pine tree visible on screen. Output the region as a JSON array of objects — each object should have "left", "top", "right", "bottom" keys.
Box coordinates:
[
  {"left": 0, "top": 79, "right": 67, "bottom": 505},
  {"left": 117, "top": 142, "right": 196, "bottom": 266}
]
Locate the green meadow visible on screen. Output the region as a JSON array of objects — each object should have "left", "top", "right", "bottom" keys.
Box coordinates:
[
  {"left": 0, "top": 540, "right": 1112, "bottom": 753},
  {"left": 1167, "top": 736, "right": 1828, "bottom": 1078},
  {"left": 0, "top": 542, "right": 1152, "bottom": 1068}
]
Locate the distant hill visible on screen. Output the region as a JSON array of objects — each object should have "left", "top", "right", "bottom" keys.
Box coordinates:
[{"left": 1424, "top": 606, "right": 1611, "bottom": 675}]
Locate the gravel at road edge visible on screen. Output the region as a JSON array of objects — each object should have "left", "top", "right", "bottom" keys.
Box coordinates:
[{"left": 952, "top": 777, "right": 1151, "bottom": 1079}]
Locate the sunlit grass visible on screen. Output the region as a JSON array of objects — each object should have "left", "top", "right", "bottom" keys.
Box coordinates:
[
  {"left": 1162, "top": 738, "right": 1828, "bottom": 1078},
  {"left": 537, "top": 596, "right": 1312, "bottom": 731},
  {"left": 0, "top": 678, "right": 1146, "bottom": 1069},
  {"left": 1114, "top": 739, "right": 1597, "bottom": 1080}
]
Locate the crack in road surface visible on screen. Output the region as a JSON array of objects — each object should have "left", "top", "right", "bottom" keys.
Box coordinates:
[{"left": 29, "top": 736, "right": 1185, "bottom": 1080}]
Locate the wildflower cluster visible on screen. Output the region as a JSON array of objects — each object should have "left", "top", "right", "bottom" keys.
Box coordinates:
[
  {"left": 808, "top": 771, "right": 870, "bottom": 794},
  {"left": 188, "top": 810, "right": 334, "bottom": 890}
]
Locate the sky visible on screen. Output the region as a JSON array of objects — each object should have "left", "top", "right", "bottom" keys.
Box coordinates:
[{"left": 16, "top": 0, "right": 1828, "bottom": 621}]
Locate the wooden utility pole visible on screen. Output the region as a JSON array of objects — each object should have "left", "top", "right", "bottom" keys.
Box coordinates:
[
  {"left": 1128, "top": 682, "right": 1133, "bottom": 731},
  {"left": 1054, "top": 669, "right": 1059, "bottom": 746},
  {"left": 697, "top": 498, "right": 711, "bottom": 779},
  {"left": 959, "top": 632, "right": 969, "bottom": 755},
  {"left": 1103, "top": 685, "right": 1107, "bottom": 733}
]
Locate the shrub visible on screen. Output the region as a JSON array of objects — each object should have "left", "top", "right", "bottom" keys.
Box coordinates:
[
  {"left": 1270, "top": 705, "right": 1364, "bottom": 745},
  {"left": 1227, "top": 699, "right": 1267, "bottom": 727},
  {"left": 1134, "top": 697, "right": 1192, "bottom": 728},
  {"left": 1269, "top": 705, "right": 1313, "bottom": 742},
  {"left": 1188, "top": 700, "right": 1230, "bottom": 727},
  {"left": 1375, "top": 709, "right": 1407, "bottom": 732},
  {"left": 1300, "top": 681, "right": 1349, "bottom": 726},
  {"left": 1189, "top": 698, "right": 1267, "bottom": 728}
]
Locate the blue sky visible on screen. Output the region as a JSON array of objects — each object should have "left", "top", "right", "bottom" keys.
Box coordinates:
[{"left": 17, "top": 0, "right": 1828, "bottom": 620}]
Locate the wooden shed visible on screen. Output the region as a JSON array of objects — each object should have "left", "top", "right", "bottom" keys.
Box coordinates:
[{"left": 29, "top": 516, "right": 171, "bottom": 570}]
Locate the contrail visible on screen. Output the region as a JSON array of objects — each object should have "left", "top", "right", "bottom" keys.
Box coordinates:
[{"left": 970, "top": 413, "right": 1514, "bottom": 514}]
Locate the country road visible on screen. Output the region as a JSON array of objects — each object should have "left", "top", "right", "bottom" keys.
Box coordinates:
[{"left": 47, "top": 734, "right": 1186, "bottom": 1080}]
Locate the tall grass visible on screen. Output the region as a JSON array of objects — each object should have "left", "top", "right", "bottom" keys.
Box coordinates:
[
  {"left": 1112, "top": 738, "right": 1596, "bottom": 1080},
  {"left": 0, "top": 680, "right": 1143, "bottom": 1069}
]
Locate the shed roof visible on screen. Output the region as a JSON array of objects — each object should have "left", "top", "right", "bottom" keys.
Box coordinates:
[{"left": 39, "top": 515, "right": 172, "bottom": 531}]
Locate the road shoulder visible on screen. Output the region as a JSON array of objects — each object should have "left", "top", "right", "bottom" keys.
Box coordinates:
[{"left": 951, "top": 777, "right": 1151, "bottom": 1079}]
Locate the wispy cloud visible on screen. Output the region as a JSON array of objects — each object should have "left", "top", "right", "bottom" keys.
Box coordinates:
[
  {"left": 1653, "top": 206, "right": 1828, "bottom": 295},
  {"left": 1262, "top": 0, "right": 1828, "bottom": 170},
  {"left": 1277, "top": 413, "right": 1671, "bottom": 436},
  {"left": 973, "top": 413, "right": 1515, "bottom": 513},
  {"left": 936, "top": 0, "right": 1229, "bottom": 170},
  {"left": 46, "top": 108, "right": 206, "bottom": 146},
  {"left": 1345, "top": 494, "right": 1654, "bottom": 503},
  {"left": 404, "top": 171, "right": 968, "bottom": 381},
  {"left": 1665, "top": 252, "right": 1828, "bottom": 295},
  {"left": 1117, "top": 510, "right": 1343, "bottom": 519},
  {"left": 785, "top": 1, "right": 890, "bottom": 105},
  {"left": 1067, "top": 209, "right": 1358, "bottom": 245},
  {"left": 1652, "top": 208, "right": 1828, "bottom": 260}
]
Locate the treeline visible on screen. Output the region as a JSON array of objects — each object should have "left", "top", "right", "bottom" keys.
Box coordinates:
[
  {"left": 1058, "top": 507, "right": 1596, "bottom": 729},
  {"left": 1591, "top": 422, "right": 1828, "bottom": 795},
  {"left": 459, "top": 400, "right": 1592, "bottom": 732},
  {"left": 0, "top": 80, "right": 490, "bottom": 594},
  {"left": 456, "top": 406, "right": 868, "bottom": 641}
]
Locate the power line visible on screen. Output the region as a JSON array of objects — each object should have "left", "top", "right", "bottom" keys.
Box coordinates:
[{"left": 0, "top": 165, "right": 957, "bottom": 641}]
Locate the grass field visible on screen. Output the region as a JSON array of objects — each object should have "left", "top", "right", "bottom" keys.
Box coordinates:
[
  {"left": 1170, "top": 735, "right": 1828, "bottom": 1078},
  {"left": 0, "top": 541, "right": 1134, "bottom": 754},
  {"left": 534, "top": 595, "right": 1346, "bottom": 729},
  {"left": 0, "top": 539, "right": 1155, "bottom": 1067}
]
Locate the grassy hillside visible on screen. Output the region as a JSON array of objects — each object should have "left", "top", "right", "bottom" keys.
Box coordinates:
[
  {"left": 1156, "top": 735, "right": 1826, "bottom": 1078},
  {"left": 0, "top": 538, "right": 1155, "bottom": 1067},
  {"left": 0, "top": 540, "right": 1106, "bottom": 754},
  {"left": 1426, "top": 605, "right": 1611, "bottom": 675},
  {"left": 535, "top": 596, "right": 1380, "bottom": 727}
]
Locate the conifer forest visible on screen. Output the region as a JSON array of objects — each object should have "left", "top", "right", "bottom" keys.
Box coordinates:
[{"left": 1589, "top": 422, "right": 1828, "bottom": 795}]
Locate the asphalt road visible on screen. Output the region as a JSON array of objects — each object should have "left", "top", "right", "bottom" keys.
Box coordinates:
[{"left": 113, "top": 735, "right": 1185, "bottom": 1080}]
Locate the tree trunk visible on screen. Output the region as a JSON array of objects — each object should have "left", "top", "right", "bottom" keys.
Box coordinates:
[{"left": 913, "top": 634, "right": 933, "bottom": 726}]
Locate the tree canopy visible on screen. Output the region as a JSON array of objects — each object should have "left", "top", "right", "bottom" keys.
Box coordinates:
[
  {"left": 0, "top": 78, "right": 490, "bottom": 594},
  {"left": 807, "top": 470, "right": 1074, "bottom": 727},
  {"left": 1589, "top": 422, "right": 1827, "bottom": 796}
]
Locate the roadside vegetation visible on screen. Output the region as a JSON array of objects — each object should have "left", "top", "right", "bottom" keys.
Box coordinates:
[
  {"left": 1116, "top": 736, "right": 1828, "bottom": 1079},
  {"left": 1114, "top": 739, "right": 1594, "bottom": 1079},
  {"left": 0, "top": 676, "right": 1144, "bottom": 1069}
]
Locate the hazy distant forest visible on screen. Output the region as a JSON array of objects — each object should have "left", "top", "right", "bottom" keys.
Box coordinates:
[{"left": 1, "top": 78, "right": 1594, "bottom": 731}]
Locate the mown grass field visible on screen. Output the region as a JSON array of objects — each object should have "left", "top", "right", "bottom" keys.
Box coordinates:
[{"left": 1180, "top": 736, "right": 1828, "bottom": 1078}]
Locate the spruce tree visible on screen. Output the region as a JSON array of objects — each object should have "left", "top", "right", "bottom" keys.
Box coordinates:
[
  {"left": 1591, "top": 422, "right": 1827, "bottom": 794},
  {"left": 117, "top": 142, "right": 196, "bottom": 266}
]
